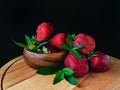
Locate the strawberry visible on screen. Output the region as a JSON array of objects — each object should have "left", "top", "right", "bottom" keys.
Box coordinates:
[
  {"left": 50, "top": 33, "right": 66, "bottom": 50},
  {"left": 73, "top": 33, "right": 95, "bottom": 54},
  {"left": 89, "top": 52, "right": 110, "bottom": 72},
  {"left": 46, "top": 45, "right": 58, "bottom": 53},
  {"left": 36, "top": 22, "right": 53, "bottom": 42},
  {"left": 64, "top": 53, "right": 89, "bottom": 78}
]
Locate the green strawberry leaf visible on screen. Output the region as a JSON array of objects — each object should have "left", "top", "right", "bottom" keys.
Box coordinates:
[
  {"left": 71, "top": 34, "right": 76, "bottom": 40},
  {"left": 33, "top": 41, "right": 49, "bottom": 51},
  {"left": 31, "top": 35, "right": 36, "bottom": 40},
  {"left": 72, "top": 45, "right": 83, "bottom": 51},
  {"left": 12, "top": 39, "right": 26, "bottom": 48},
  {"left": 87, "top": 51, "right": 97, "bottom": 60},
  {"left": 36, "top": 65, "right": 64, "bottom": 75},
  {"left": 31, "top": 35, "right": 37, "bottom": 44},
  {"left": 53, "top": 70, "right": 65, "bottom": 85},
  {"left": 71, "top": 50, "right": 82, "bottom": 60},
  {"left": 65, "top": 75, "right": 77, "bottom": 85},
  {"left": 28, "top": 45, "right": 36, "bottom": 50},
  {"left": 87, "top": 50, "right": 96, "bottom": 57},
  {"left": 25, "top": 34, "right": 33, "bottom": 46},
  {"left": 61, "top": 44, "right": 71, "bottom": 51},
  {"left": 67, "top": 34, "right": 73, "bottom": 48},
  {"left": 63, "top": 68, "right": 74, "bottom": 76}
]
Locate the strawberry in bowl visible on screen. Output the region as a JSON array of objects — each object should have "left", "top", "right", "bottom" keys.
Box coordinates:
[
  {"left": 50, "top": 33, "right": 67, "bottom": 50},
  {"left": 36, "top": 22, "right": 54, "bottom": 42},
  {"left": 13, "top": 22, "right": 67, "bottom": 69}
]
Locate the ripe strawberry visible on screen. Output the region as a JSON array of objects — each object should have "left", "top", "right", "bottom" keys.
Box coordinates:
[
  {"left": 73, "top": 33, "right": 95, "bottom": 54},
  {"left": 64, "top": 53, "right": 89, "bottom": 78},
  {"left": 46, "top": 45, "right": 58, "bottom": 53},
  {"left": 36, "top": 22, "right": 53, "bottom": 42},
  {"left": 50, "top": 33, "right": 66, "bottom": 50},
  {"left": 89, "top": 52, "right": 110, "bottom": 72}
]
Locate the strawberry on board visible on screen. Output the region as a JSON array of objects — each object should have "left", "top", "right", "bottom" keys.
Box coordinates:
[
  {"left": 50, "top": 33, "right": 66, "bottom": 50},
  {"left": 73, "top": 33, "right": 95, "bottom": 54},
  {"left": 64, "top": 53, "right": 89, "bottom": 78},
  {"left": 36, "top": 22, "right": 53, "bottom": 42},
  {"left": 89, "top": 52, "right": 110, "bottom": 72}
]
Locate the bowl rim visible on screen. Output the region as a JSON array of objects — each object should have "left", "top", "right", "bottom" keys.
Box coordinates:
[
  {"left": 23, "top": 48, "right": 67, "bottom": 62},
  {"left": 23, "top": 48, "right": 67, "bottom": 55}
]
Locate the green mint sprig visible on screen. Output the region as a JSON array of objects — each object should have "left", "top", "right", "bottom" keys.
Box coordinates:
[
  {"left": 37, "top": 66, "right": 77, "bottom": 85},
  {"left": 61, "top": 34, "right": 83, "bottom": 60}
]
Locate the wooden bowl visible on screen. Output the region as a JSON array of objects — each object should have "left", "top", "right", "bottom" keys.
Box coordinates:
[{"left": 23, "top": 49, "right": 67, "bottom": 69}]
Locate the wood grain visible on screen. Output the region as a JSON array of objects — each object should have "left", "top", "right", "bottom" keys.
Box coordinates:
[{"left": 0, "top": 55, "right": 120, "bottom": 90}]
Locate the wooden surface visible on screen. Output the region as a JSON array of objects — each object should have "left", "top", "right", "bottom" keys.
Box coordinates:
[{"left": 1, "top": 55, "right": 120, "bottom": 90}]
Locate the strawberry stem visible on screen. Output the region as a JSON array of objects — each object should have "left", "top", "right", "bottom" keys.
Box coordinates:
[
  {"left": 87, "top": 51, "right": 97, "bottom": 60},
  {"left": 70, "top": 50, "right": 83, "bottom": 60},
  {"left": 61, "top": 34, "right": 83, "bottom": 60},
  {"left": 87, "top": 50, "right": 96, "bottom": 57}
]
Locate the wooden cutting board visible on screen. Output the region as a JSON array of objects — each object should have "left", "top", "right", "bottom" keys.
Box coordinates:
[{"left": 0, "top": 55, "right": 120, "bottom": 90}]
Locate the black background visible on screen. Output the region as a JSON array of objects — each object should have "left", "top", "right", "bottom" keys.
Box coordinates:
[{"left": 0, "top": 0, "right": 120, "bottom": 68}]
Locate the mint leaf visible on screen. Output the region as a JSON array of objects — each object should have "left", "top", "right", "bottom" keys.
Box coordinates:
[
  {"left": 63, "top": 68, "right": 74, "bottom": 76},
  {"left": 53, "top": 70, "right": 64, "bottom": 85},
  {"left": 67, "top": 34, "right": 73, "bottom": 48},
  {"left": 37, "top": 66, "right": 62, "bottom": 75},
  {"left": 33, "top": 41, "right": 49, "bottom": 51},
  {"left": 65, "top": 75, "right": 77, "bottom": 85},
  {"left": 72, "top": 45, "right": 83, "bottom": 51},
  {"left": 12, "top": 39, "right": 26, "bottom": 48},
  {"left": 61, "top": 44, "right": 71, "bottom": 51},
  {"left": 71, "top": 50, "right": 82, "bottom": 60}
]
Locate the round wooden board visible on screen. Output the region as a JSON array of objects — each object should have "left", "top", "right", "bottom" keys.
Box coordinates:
[{"left": 0, "top": 55, "right": 120, "bottom": 90}]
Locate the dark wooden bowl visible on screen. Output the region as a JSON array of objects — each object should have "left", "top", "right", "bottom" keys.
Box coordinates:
[{"left": 23, "top": 49, "right": 67, "bottom": 69}]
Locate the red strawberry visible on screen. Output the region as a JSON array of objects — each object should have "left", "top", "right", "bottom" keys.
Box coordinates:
[
  {"left": 36, "top": 22, "right": 53, "bottom": 42},
  {"left": 73, "top": 33, "right": 95, "bottom": 54},
  {"left": 46, "top": 45, "right": 58, "bottom": 53},
  {"left": 64, "top": 53, "right": 89, "bottom": 78},
  {"left": 89, "top": 52, "right": 110, "bottom": 72},
  {"left": 50, "top": 33, "right": 66, "bottom": 50}
]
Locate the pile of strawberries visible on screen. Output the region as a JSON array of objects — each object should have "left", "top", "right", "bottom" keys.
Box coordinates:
[{"left": 36, "top": 22, "right": 110, "bottom": 78}]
